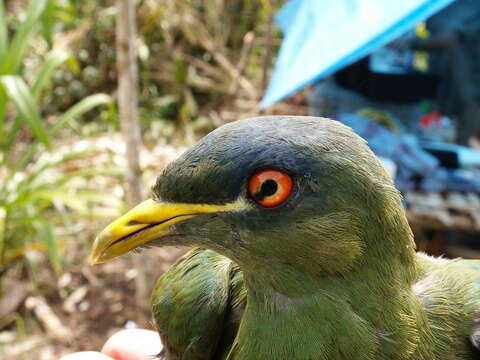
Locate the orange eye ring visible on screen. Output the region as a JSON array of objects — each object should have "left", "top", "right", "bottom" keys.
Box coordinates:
[{"left": 248, "top": 169, "right": 293, "bottom": 207}]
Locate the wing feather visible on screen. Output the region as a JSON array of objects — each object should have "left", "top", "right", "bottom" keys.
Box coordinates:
[{"left": 151, "top": 248, "right": 246, "bottom": 360}]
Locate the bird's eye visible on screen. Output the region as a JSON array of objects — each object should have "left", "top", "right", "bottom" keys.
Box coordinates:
[{"left": 248, "top": 169, "right": 293, "bottom": 207}]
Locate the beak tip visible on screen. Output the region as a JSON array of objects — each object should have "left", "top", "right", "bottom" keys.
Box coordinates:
[
  {"left": 89, "top": 199, "right": 229, "bottom": 265},
  {"left": 89, "top": 238, "right": 101, "bottom": 265},
  {"left": 88, "top": 254, "right": 100, "bottom": 265}
]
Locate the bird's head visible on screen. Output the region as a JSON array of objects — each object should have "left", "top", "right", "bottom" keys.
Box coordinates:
[{"left": 90, "top": 116, "right": 413, "bottom": 290}]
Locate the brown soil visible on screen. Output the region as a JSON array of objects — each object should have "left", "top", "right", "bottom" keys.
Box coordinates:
[{"left": 0, "top": 246, "right": 187, "bottom": 359}]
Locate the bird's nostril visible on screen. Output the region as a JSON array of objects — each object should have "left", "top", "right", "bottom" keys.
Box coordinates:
[{"left": 126, "top": 220, "right": 141, "bottom": 226}]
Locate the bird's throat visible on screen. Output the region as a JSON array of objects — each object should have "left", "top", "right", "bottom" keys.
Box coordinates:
[
  {"left": 227, "top": 276, "right": 380, "bottom": 360},
  {"left": 228, "top": 244, "right": 420, "bottom": 360}
]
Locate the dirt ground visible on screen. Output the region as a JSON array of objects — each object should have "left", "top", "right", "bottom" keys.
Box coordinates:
[{"left": 1, "top": 245, "right": 188, "bottom": 359}]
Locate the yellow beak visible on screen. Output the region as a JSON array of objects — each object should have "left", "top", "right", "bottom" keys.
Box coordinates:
[{"left": 89, "top": 198, "right": 246, "bottom": 264}]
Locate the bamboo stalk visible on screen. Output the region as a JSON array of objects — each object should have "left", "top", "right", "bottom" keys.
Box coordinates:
[
  {"left": 261, "top": 0, "right": 274, "bottom": 92},
  {"left": 229, "top": 31, "right": 256, "bottom": 96},
  {"left": 115, "top": 0, "right": 148, "bottom": 311}
]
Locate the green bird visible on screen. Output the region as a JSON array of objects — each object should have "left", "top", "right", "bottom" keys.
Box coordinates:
[{"left": 90, "top": 116, "right": 480, "bottom": 360}]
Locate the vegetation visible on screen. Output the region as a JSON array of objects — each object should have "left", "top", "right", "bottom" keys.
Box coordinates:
[
  {"left": 0, "top": 0, "right": 285, "bottom": 274},
  {"left": 0, "top": 1, "right": 289, "bottom": 358},
  {"left": 49, "top": 0, "right": 283, "bottom": 139},
  {"left": 0, "top": 0, "right": 113, "bottom": 274}
]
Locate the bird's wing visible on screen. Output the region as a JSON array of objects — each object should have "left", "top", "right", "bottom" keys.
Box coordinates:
[
  {"left": 417, "top": 254, "right": 480, "bottom": 354},
  {"left": 456, "top": 259, "right": 480, "bottom": 352},
  {"left": 151, "top": 248, "right": 246, "bottom": 360}
]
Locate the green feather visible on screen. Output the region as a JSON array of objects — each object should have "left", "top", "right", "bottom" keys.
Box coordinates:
[
  {"left": 153, "top": 252, "right": 480, "bottom": 360},
  {"left": 151, "top": 249, "right": 246, "bottom": 359}
]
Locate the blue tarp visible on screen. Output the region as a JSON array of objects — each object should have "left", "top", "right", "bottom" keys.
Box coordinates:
[{"left": 261, "top": 0, "right": 456, "bottom": 107}]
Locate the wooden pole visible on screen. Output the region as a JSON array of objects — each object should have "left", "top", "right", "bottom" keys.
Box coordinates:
[
  {"left": 261, "top": 0, "right": 274, "bottom": 92},
  {"left": 115, "top": 0, "right": 148, "bottom": 311}
]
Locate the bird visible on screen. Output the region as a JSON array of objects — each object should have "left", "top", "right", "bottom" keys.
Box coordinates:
[{"left": 90, "top": 116, "right": 480, "bottom": 360}]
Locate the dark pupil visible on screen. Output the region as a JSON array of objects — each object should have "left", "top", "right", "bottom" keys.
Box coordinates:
[{"left": 260, "top": 179, "right": 278, "bottom": 197}]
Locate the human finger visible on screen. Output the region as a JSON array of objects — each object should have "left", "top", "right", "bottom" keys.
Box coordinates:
[
  {"left": 60, "top": 351, "right": 114, "bottom": 360},
  {"left": 101, "top": 329, "right": 162, "bottom": 360}
]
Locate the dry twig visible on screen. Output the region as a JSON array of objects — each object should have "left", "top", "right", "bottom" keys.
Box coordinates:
[{"left": 25, "top": 296, "right": 73, "bottom": 344}]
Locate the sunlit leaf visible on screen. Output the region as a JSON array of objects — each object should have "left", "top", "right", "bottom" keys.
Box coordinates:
[
  {"left": 17, "top": 148, "right": 115, "bottom": 191},
  {"left": 66, "top": 56, "right": 81, "bottom": 76},
  {"left": 0, "top": 75, "right": 51, "bottom": 148},
  {"left": 41, "top": 0, "right": 56, "bottom": 48},
  {"left": 32, "top": 167, "right": 123, "bottom": 191},
  {"left": 0, "top": 0, "right": 48, "bottom": 74},
  {"left": 36, "top": 220, "right": 62, "bottom": 275},
  {"left": 15, "top": 114, "right": 109, "bottom": 172},
  {"left": 4, "top": 115, "right": 23, "bottom": 153},
  {"left": 50, "top": 94, "right": 112, "bottom": 135},
  {"left": 0, "top": 206, "right": 6, "bottom": 265},
  {"left": 30, "top": 190, "right": 88, "bottom": 213},
  {"left": 0, "top": 87, "right": 7, "bottom": 142},
  {"left": 32, "top": 189, "right": 121, "bottom": 212},
  {"left": 0, "top": 0, "right": 7, "bottom": 59},
  {"left": 31, "top": 49, "right": 69, "bottom": 99},
  {"left": 184, "top": 89, "right": 198, "bottom": 117},
  {"left": 52, "top": 199, "right": 72, "bottom": 227}
]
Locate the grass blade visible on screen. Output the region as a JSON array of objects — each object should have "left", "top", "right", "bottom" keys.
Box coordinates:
[
  {"left": 0, "top": 0, "right": 47, "bottom": 74},
  {"left": 0, "top": 0, "right": 7, "bottom": 59},
  {"left": 16, "top": 148, "right": 105, "bottom": 191},
  {"left": 4, "top": 114, "right": 22, "bottom": 151},
  {"left": 50, "top": 94, "right": 112, "bottom": 135},
  {"left": 0, "top": 75, "right": 51, "bottom": 148},
  {"left": 31, "top": 49, "right": 69, "bottom": 100},
  {"left": 40, "top": 0, "right": 55, "bottom": 48},
  {"left": 0, "top": 86, "right": 6, "bottom": 142},
  {"left": 0, "top": 206, "right": 6, "bottom": 265},
  {"left": 36, "top": 219, "right": 62, "bottom": 275}
]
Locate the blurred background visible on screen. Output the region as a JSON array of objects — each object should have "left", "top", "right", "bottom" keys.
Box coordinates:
[{"left": 0, "top": 0, "right": 479, "bottom": 358}]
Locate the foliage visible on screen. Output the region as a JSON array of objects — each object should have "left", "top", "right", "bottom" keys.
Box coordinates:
[
  {"left": 0, "top": 0, "right": 113, "bottom": 274},
  {"left": 0, "top": 0, "right": 287, "bottom": 274},
  {"left": 46, "top": 0, "right": 285, "bottom": 141}
]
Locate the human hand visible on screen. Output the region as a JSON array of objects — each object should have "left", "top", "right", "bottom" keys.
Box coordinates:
[{"left": 60, "top": 329, "right": 162, "bottom": 360}]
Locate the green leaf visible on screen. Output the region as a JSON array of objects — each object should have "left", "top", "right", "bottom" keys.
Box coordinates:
[
  {"left": 31, "top": 167, "right": 123, "bottom": 191},
  {"left": 4, "top": 115, "right": 22, "bottom": 152},
  {"left": 0, "top": 86, "right": 7, "bottom": 142},
  {"left": 26, "top": 189, "right": 122, "bottom": 215},
  {"left": 0, "top": 0, "right": 48, "bottom": 74},
  {"left": 66, "top": 56, "right": 80, "bottom": 76},
  {"left": 16, "top": 148, "right": 105, "bottom": 191},
  {"left": 0, "top": 75, "right": 51, "bottom": 148},
  {"left": 30, "top": 190, "right": 88, "bottom": 213},
  {"left": 40, "top": 0, "right": 56, "bottom": 48},
  {"left": 31, "top": 49, "right": 69, "bottom": 100},
  {"left": 0, "top": 0, "right": 7, "bottom": 59},
  {"left": 0, "top": 206, "right": 6, "bottom": 265},
  {"left": 5, "top": 92, "right": 110, "bottom": 178},
  {"left": 50, "top": 94, "right": 112, "bottom": 135},
  {"left": 36, "top": 219, "right": 62, "bottom": 275}
]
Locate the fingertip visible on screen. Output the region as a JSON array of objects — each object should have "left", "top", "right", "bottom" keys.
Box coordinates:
[
  {"left": 102, "top": 329, "right": 162, "bottom": 360},
  {"left": 60, "top": 351, "right": 115, "bottom": 360}
]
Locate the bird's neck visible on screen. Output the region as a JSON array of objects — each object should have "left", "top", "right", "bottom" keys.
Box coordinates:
[{"left": 228, "top": 219, "right": 422, "bottom": 360}]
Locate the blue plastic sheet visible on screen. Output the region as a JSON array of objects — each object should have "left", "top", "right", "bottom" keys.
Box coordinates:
[{"left": 261, "top": 0, "right": 456, "bottom": 107}]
